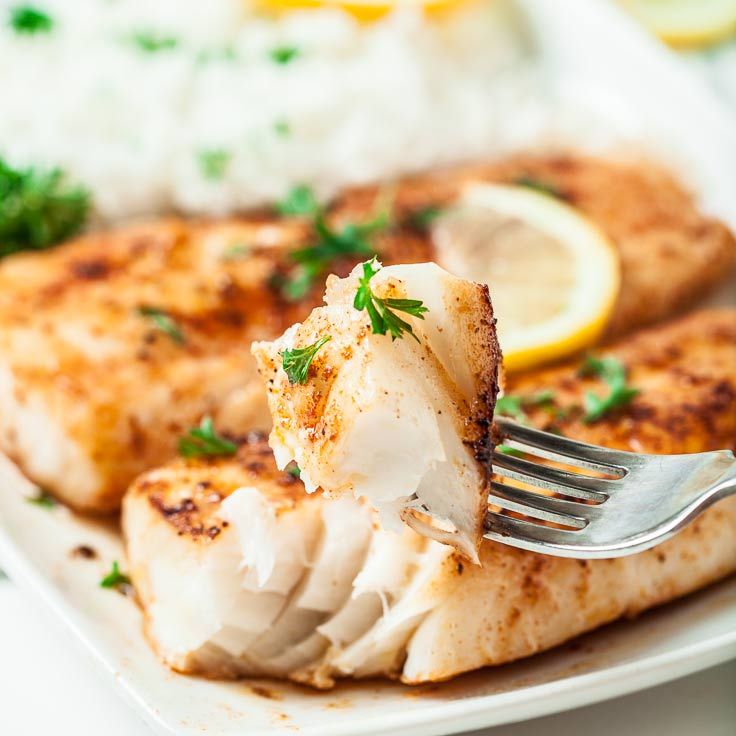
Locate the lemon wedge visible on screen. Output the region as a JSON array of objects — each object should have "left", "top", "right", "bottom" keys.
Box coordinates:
[
  {"left": 622, "top": 0, "right": 736, "bottom": 49},
  {"left": 259, "top": 0, "right": 468, "bottom": 22},
  {"left": 432, "top": 183, "right": 621, "bottom": 373}
]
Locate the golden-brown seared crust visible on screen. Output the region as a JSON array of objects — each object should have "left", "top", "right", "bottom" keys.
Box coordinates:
[
  {"left": 403, "top": 308, "right": 736, "bottom": 683},
  {"left": 336, "top": 153, "right": 736, "bottom": 336},
  {"left": 1, "top": 153, "right": 731, "bottom": 513},
  {"left": 128, "top": 433, "right": 313, "bottom": 542},
  {"left": 506, "top": 308, "right": 736, "bottom": 454}
]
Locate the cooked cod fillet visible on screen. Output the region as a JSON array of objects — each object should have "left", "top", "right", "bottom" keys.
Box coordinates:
[
  {"left": 1, "top": 153, "right": 732, "bottom": 512},
  {"left": 123, "top": 308, "right": 736, "bottom": 687},
  {"left": 252, "top": 261, "right": 500, "bottom": 560}
]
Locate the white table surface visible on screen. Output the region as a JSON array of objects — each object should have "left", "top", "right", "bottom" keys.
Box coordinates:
[{"left": 1, "top": 578, "right": 734, "bottom": 736}]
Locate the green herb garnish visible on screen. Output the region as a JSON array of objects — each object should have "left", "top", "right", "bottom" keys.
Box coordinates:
[
  {"left": 220, "top": 243, "right": 251, "bottom": 262},
  {"left": 178, "top": 416, "right": 237, "bottom": 458},
  {"left": 198, "top": 149, "right": 230, "bottom": 180},
  {"left": 9, "top": 5, "right": 53, "bottom": 34},
  {"left": 269, "top": 45, "right": 299, "bottom": 64},
  {"left": 281, "top": 335, "right": 331, "bottom": 385},
  {"left": 497, "top": 444, "right": 524, "bottom": 457},
  {"left": 274, "top": 186, "right": 389, "bottom": 301},
  {"left": 513, "top": 176, "right": 562, "bottom": 199},
  {"left": 274, "top": 120, "right": 291, "bottom": 138},
  {"left": 0, "top": 158, "right": 90, "bottom": 257},
  {"left": 353, "top": 257, "right": 428, "bottom": 342},
  {"left": 136, "top": 306, "right": 185, "bottom": 345},
  {"left": 496, "top": 390, "right": 557, "bottom": 421},
  {"left": 276, "top": 185, "right": 320, "bottom": 217},
  {"left": 131, "top": 31, "right": 178, "bottom": 53},
  {"left": 406, "top": 206, "right": 442, "bottom": 230},
  {"left": 26, "top": 487, "right": 57, "bottom": 509},
  {"left": 286, "top": 462, "right": 301, "bottom": 479},
  {"left": 100, "top": 561, "right": 131, "bottom": 590},
  {"left": 579, "top": 356, "right": 639, "bottom": 423}
]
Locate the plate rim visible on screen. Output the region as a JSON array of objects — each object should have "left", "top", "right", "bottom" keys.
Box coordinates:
[{"left": 2, "top": 515, "right": 735, "bottom": 736}]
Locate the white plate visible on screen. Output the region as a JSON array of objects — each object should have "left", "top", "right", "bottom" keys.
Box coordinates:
[
  {"left": 1, "top": 453, "right": 735, "bottom": 736},
  {"left": 1, "top": 2, "right": 736, "bottom": 735}
]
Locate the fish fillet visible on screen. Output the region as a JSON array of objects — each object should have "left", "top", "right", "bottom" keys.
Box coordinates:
[
  {"left": 251, "top": 261, "right": 500, "bottom": 560},
  {"left": 123, "top": 308, "right": 736, "bottom": 687},
  {"left": 1, "top": 154, "right": 732, "bottom": 512}
]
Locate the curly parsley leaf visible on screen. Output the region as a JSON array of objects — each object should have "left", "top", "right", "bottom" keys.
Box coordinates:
[
  {"left": 281, "top": 335, "right": 331, "bottom": 385},
  {"left": 9, "top": 5, "right": 53, "bottom": 34},
  {"left": 0, "top": 158, "right": 90, "bottom": 257},
  {"left": 197, "top": 148, "right": 230, "bottom": 180},
  {"left": 273, "top": 186, "right": 389, "bottom": 301},
  {"left": 26, "top": 487, "right": 57, "bottom": 509},
  {"left": 353, "top": 257, "right": 428, "bottom": 342},
  {"left": 136, "top": 306, "right": 185, "bottom": 345},
  {"left": 286, "top": 462, "right": 301, "bottom": 479},
  {"left": 178, "top": 416, "right": 237, "bottom": 458},
  {"left": 275, "top": 185, "right": 320, "bottom": 217},
  {"left": 513, "top": 176, "right": 563, "bottom": 199},
  {"left": 406, "top": 205, "right": 442, "bottom": 231},
  {"left": 496, "top": 390, "right": 556, "bottom": 421},
  {"left": 579, "top": 355, "right": 639, "bottom": 423},
  {"left": 131, "top": 31, "right": 178, "bottom": 53},
  {"left": 100, "top": 560, "right": 131, "bottom": 590},
  {"left": 269, "top": 45, "right": 299, "bottom": 64}
]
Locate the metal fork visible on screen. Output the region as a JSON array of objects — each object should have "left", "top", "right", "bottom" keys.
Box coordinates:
[{"left": 484, "top": 417, "right": 736, "bottom": 559}]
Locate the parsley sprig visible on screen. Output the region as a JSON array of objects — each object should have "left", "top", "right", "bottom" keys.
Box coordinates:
[
  {"left": 281, "top": 335, "right": 331, "bottom": 385},
  {"left": 100, "top": 561, "right": 131, "bottom": 591},
  {"left": 0, "top": 158, "right": 90, "bottom": 257},
  {"left": 9, "top": 5, "right": 53, "bottom": 34},
  {"left": 353, "top": 257, "right": 428, "bottom": 342},
  {"left": 136, "top": 306, "right": 185, "bottom": 345},
  {"left": 178, "top": 416, "right": 237, "bottom": 458},
  {"left": 495, "top": 390, "right": 556, "bottom": 421},
  {"left": 26, "top": 487, "right": 57, "bottom": 509},
  {"left": 579, "top": 356, "right": 639, "bottom": 423},
  {"left": 273, "top": 186, "right": 388, "bottom": 301},
  {"left": 513, "top": 176, "right": 563, "bottom": 199},
  {"left": 131, "top": 31, "right": 178, "bottom": 53}
]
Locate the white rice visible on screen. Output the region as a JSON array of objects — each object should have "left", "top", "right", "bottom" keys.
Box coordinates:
[{"left": 0, "top": 0, "right": 672, "bottom": 220}]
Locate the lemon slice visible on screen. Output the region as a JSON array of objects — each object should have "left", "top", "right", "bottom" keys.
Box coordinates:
[
  {"left": 432, "top": 183, "right": 620, "bottom": 373},
  {"left": 259, "top": 0, "right": 468, "bottom": 22},
  {"left": 622, "top": 0, "right": 736, "bottom": 49}
]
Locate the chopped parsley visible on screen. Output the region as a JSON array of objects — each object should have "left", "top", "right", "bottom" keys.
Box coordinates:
[
  {"left": 281, "top": 335, "right": 331, "bottom": 385},
  {"left": 274, "top": 120, "right": 291, "bottom": 138},
  {"left": 496, "top": 390, "right": 556, "bottom": 421},
  {"left": 198, "top": 149, "right": 230, "bottom": 181},
  {"left": 497, "top": 444, "right": 524, "bottom": 457},
  {"left": 136, "top": 306, "right": 185, "bottom": 345},
  {"left": 100, "top": 561, "right": 131, "bottom": 591},
  {"left": 406, "top": 205, "right": 442, "bottom": 230},
  {"left": 26, "top": 487, "right": 57, "bottom": 509},
  {"left": 9, "top": 5, "right": 53, "bottom": 34},
  {"left": 269, "top": 45, "right": 299, "bottom": 64},
  {"left": 579, "top": 355, "right": 639, "bottom": 423},
  {"left": 178, "top": 416, "right": 237, "bottom": 458},
  {"left": 131, "top": 31, "right": 178, "bottom": 53},
  {"left": 286, "top": 462, "right": 301, "bottom": 479},
  {"left": 513, "top": 176, "right": 562, "bottom": 199},
  {"left": 274, "top": 186, "right": 389, "bottom": 301},
  {"left": 220, "top": 243, "right": 251, "bottom": 262},
  {"left": 0, "top": 158, "right": 90, "bottom": 257},
  {"left": 353, "top": 257, "right": 428, "bottom": 342},
  {"left": 275, "top": 185, "right": 320, "bottom": 217}
]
